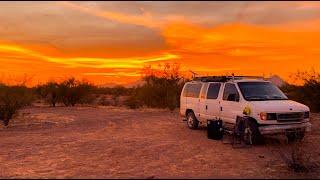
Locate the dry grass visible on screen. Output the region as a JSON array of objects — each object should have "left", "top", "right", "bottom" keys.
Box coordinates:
[{"left": 0, "top": 106, "right": 319, "bottom": 178}]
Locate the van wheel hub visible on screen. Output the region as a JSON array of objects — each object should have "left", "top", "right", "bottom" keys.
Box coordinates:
[
  {"left": 244, "top": 127, "right": 253, "bottom": 145},
  {"left": 187, "top": 116, "right": 194, "bottom": 127}
]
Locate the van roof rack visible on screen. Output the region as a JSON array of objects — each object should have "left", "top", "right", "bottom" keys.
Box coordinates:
[{"left": 193, "top": 76, "right": 265, "bottom": 82}]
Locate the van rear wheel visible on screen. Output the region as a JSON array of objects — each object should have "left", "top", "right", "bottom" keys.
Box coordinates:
[{"left": 186, "top": 112, "right": 199, "bottom": 129}]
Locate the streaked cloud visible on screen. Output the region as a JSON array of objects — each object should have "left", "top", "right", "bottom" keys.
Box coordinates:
[
  {"left": 0, "top": 1, "right": 320, "bottom": 85},
  {"left": 84, "top": 72, "right": 140, "bottom": 77},
  {"left": 60, "top": 1, "right": 161, "bottom": 29},
  {"left": 0, "top": 44, "right": 179, "bottom": 69}
]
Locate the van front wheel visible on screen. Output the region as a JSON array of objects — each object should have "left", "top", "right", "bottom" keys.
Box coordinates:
[
  {"left": 243, "top": 119, "right": 263, "bottom": 145},
  {"left": 186, "top": 112, "right": 199, "bottom": 129}
]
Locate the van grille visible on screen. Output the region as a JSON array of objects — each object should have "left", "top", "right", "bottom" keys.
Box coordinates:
[{"left": 277, "top": 112, "right": 304, "bottom": 122}]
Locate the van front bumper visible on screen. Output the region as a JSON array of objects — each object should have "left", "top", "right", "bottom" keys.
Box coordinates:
[{"left": 258, "top": 122, "right": 312, "bottom": 135}]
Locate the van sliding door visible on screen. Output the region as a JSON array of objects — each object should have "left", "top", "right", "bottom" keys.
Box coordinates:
[
  {"left": 205, "top": 83, "right": 222, "bottom": 121},
  {"left": 198, "top": 83, "right": 208, "bottom": 122}
]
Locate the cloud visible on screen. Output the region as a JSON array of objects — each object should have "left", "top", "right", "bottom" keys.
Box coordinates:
[
  {"left": 162, "top": 22, "right": 320, "bottom": 56},
  {"left": 1, "top": 1, "right": 320, "bottom": 85},
  {"left": 0, "top": 43, "right": 179, "bottom": 69},
  {"left": 60, "top": 1, "right": 162, "bottom": 29},
  {"left": 59, "top": 1, "right": 320, "bottom": 27},
  {"left": 0, "top": 1, "right": 168, "bottom": 58},
  {"left": 158, "top": 21, "right": 320, "bottom": 80},
  {"left": 84, "top": 72, "right": 140, "bottom": 77}
]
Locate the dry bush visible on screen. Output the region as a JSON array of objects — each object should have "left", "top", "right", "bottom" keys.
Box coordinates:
[
  {"left": 124, "top": 90, "right": 142, "bottom": 109},
  {"left": 111, "top": 85, "right": 127, "bottom": 106},
  {"left": 281, "top": 69, "right": 320, "bottom": 112},
  {"left": 91, "top": 85, "right": 133, "bottom": 107},
  {"left": 0, "top": 84, "right": 34, "bottom": 126},
  {"left": 125, "top": 62, "right": 189, "bottom": 110},
  {"left": 277, "top": 139, "right": 318, "bottom": 173},
  {"left": 58, "top": 78, "right": 94, "bottom": 107},
  {"left": 98, "top": 96, "right": 112, "bottom": 106},
  {"left": 35, "top": 79, "right": 134, "bottom": 107},
  {"left": 35, "top": 78, "right": 95, "bottom": 107},
  {"left": 35, "top": 81, "right": 59, "bottom": 107},
  {"left": 78, "top": 93, "right": 96, "bottom": 105},
  {"left": 92, "top": 86, "right": 132, "bottom": 96}
]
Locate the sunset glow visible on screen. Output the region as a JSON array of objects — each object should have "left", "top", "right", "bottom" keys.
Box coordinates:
[{"left": 1, "top": 1, "right": 320, "bottom": 86}]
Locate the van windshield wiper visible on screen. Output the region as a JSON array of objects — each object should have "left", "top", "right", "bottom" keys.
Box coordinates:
[
  {"left": 245, "top": 95, "right": 268, "bottom": 100},
  {"left": 270, "top": 95, "right": 288, "bottom": 100}
]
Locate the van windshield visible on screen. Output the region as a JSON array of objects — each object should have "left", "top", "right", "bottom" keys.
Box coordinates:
[{"left": 237, "top": 82, "right": 288, "bottom": 101}]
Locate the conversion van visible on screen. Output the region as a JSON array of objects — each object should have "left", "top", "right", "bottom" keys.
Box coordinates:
[{"left": 180, "top": 76, "right": 312, "bottom": 144}]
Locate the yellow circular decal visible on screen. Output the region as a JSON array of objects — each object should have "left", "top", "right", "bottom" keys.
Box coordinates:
[{"left": 243, "top": 106, "right": 251, "bottom": 115}]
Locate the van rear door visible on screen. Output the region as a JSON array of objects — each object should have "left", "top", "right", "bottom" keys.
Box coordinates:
[
  {"left": 185, "top": 83, "right": 202, "bottom": 118},
  {"left": 180, "top": 83, "right": 189, "bottom": 116}
]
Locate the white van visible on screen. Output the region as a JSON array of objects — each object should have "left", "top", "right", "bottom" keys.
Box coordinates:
[{"left": 180, "top": 76, "right": 312, "bottom": 144}]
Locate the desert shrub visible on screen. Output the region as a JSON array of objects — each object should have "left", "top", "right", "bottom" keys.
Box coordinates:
[
  {"left": 111, "top": 85, "right": 127, "bottom": 106},
  {"left": 58, "top": 78, "right": 94, "bottom": 107},
  {"left": 91, "top": 85, "right": 134, "bottom": 106},
  {"left": 35, "top": 79, "right": 134, "bottom": 107},
  {"left": 35, "top": 81, "right": 59, "bottom": 107},
  {"left": 278, "top": 140, "right": 318, "bottom": 173},
  {"left": 0, "top": 85, "right": 34, "bottom": 126},
  {"left": 92, "top": 87, "right": 114, "bottom": 95},
  {"left": 281, "top": 70, "right": 320, "bottom": 112},
  {"left": 125, "top": 63, "right": 189, "bottom": 110},
  {"left": 78, "top": 93, "right": 96, "bottom": 105},
  {"left": 92, "top": 86, "right": 132, "bottom": 96},
  {"left": 98, "top": 96, "right": 112, "bottom": 106},
  {"left": 124, "top": 88, "right": 142, "bottom": 109}
]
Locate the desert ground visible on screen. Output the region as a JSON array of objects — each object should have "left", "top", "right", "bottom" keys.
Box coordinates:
[{"left": 0, "top": 105, "right": 319, "bottom": 178}]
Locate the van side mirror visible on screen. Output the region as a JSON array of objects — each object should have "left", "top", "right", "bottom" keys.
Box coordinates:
[{"left": 227, "top": 93, "right": 239, "bottom": 102}]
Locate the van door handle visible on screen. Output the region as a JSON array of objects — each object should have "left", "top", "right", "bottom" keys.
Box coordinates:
[
  {"left": 206, "top": 105, "right": 208, "bottom": 110},
  {"left": 220, "top": 107, "right": 223, "bottom": 111}
]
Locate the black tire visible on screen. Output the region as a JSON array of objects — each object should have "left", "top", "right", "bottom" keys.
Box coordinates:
[
  {"left": 286, "top": 130, "right": 305, "bottom": 143},
  {"left": 243, "top": 119, "right": 263, "bottom": 145},
  {"left": 186, "top": 111, "right": 199, "bottom": 129}
]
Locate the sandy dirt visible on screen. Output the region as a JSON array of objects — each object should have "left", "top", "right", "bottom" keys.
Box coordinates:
[{"left": 0, "top": 105, "right": 319, "bottom": 178}]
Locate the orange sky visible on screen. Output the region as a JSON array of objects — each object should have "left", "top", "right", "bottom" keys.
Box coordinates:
[{"left": 0, "top": 1, "right": 320, "bottom": 86}]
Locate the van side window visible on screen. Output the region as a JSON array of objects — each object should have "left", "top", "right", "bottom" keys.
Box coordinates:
[
  {"left": 186, "top": 83, "right": 202, "bottom": 98},
  {"left": 207, "top": 83, "right": 221, "bottom": 99},
  {"left": 182, "top": 84, "right": 190, "bottom": 97},
  {"left": 200, "top": 83, "right": 208, "bottom": 99},
  {"left": 223, "top": 83, "right": 240, "bottom": 102}
]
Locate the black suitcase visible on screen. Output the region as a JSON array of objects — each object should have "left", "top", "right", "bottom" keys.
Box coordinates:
[{"left": 207, "top": 120, "right": 224, "bottom": 140}]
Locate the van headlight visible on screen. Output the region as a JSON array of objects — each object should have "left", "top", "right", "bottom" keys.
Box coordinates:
[
  {"left": 304, "top": 111, "right": 310, "bottom": 119},
  {"left": 260, "top": 112, "right": 277, "bottom": 120},
  {"left": 260, "top": 112, "right": 267, "bottom": 120}
]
